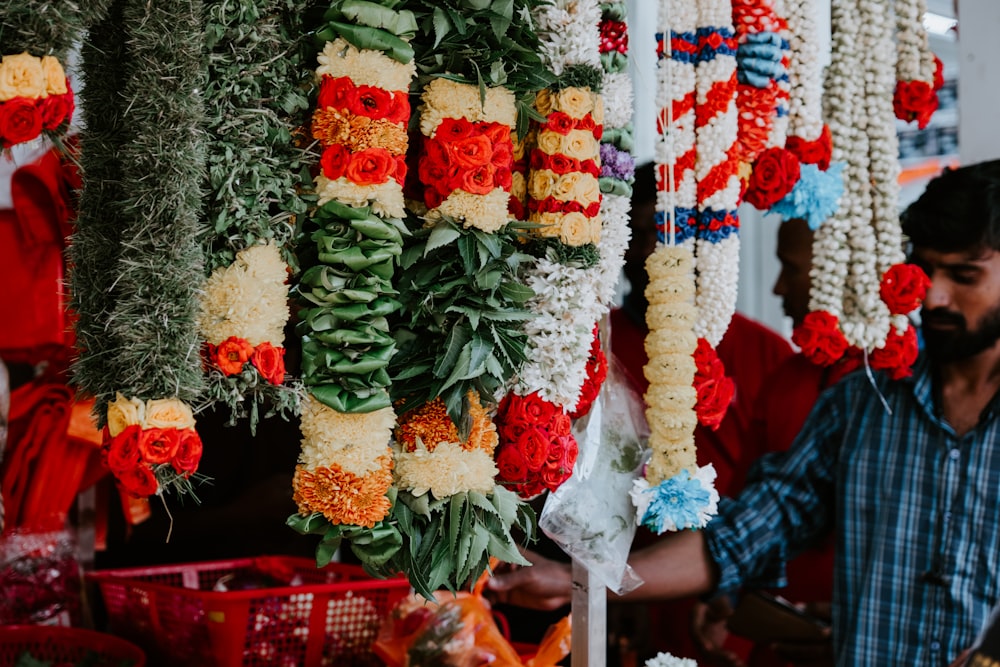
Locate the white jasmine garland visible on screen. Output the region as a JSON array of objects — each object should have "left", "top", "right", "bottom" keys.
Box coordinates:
[
  {"left": 596, "top": 192, "right": 633, "bottom": 307},
  {"left": 533, "top": 0, "right": 603, "bottom": 74},
  {"left": 601, "top": 71, "right": 635, "bottom": 128},
  {"left": 784, "top": 0, "right": 824, "bottom": 142},
  {"left": 894, "top": 0, "right": 936, "bottom": 84},
  {"left": 693, "top": 236, "right": 740, "bottom": 345}
]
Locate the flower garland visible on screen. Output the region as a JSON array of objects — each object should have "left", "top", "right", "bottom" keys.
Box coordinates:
[
  {"left": 646, "top": 653, "right": 699, "bottom": 667},
  {"left": 794, "top": 0, "right": 923, "bottom": 376},
  {"left": 195, "top": 0, "right": 312, "bottom": 428},
  {"left": 0, "top": 53, "right": 74, "bottom": 149},
  {"left": 71, "top": 0, "right": 208, "bottom": 500},
  {"left": 288, "top": 5, "right": 415, "bottom": 563},
  {"left": 893, "top": 0, "right": 941, "bottom": 128},
  {"left": 634, "top": 0, "right": 722, "bottom": 535}
]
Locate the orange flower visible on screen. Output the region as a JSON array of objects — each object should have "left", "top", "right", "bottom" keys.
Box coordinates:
[
  {"left": 312, "top": 107, "right": 353, "bottom": 146},
  {"left": 293, "top": 456, "right": 393, "bottom": 528},
  {"left": 464, "top": 390, "right": 498, "bottom": 456},
  {"left": 395, "top": 398, "right": 458, "bottom": 453},
  {"left": 344, "top": 147, "right": 396, "bottom": 186},
  {"left": 214, "top": 336, "right": 254, "bottom": 375}
]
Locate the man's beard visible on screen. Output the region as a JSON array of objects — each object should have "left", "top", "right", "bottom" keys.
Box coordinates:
[{"left": 922, "top": 304, "right": 1000, "bottom": 362}]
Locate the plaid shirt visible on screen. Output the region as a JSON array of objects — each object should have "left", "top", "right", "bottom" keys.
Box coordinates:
[{"left": 706, "top": 353, "right": 1000, "bottom": 666}]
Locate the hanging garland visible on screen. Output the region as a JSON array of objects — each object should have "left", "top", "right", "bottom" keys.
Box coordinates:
[
  {"left": 72, "top": 0, "right": 209, "bottom": 500},
  {"left": 892, "top": 0, "right": 942, "bottom": 128},
  {"left": 195, "top": 0, "right": 314, "bottom": 429}
]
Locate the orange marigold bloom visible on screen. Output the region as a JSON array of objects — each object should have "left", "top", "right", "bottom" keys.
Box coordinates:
[
  {"left": 312, "top": 107, "right": 354, "bottom": 146},
  {"left": 293, "top": 455, "right": 393, "bottom": 528},
  {"left": 395, "top": 398, "right": 458, "bottom": 453},
  {"left": 464, "top": 390, "right": 498, "bottom": 456},
  {"left": 344, "top": 119, "right": 408, "bottom": 155}
]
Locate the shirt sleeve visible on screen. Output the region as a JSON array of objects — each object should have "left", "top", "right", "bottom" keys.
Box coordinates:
[{"left": 704, "top": 377, "right": 849, "bottom": 594}]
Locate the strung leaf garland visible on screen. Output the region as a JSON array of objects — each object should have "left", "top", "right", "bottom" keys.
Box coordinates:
[
  {"left": 72, "top": 0, "right": 209, "bottom": 499},
  {"left": 195, "top": 0, "right": 314, "bottom": 428}
]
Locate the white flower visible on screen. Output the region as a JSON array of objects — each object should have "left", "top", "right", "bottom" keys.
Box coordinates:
[
  {"left": 533, "top": 0, "right": 603, "bottom": 74},
  {"left": 646, "top": 652, "right": 699, "bottom": 667}
]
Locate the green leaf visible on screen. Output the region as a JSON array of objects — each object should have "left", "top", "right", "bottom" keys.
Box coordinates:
[
  {"left": 286, "top": 512, "right": 331, "bottom": 535},
  {"left": 316, "top": 532, "right": 342, "bottom": 567},
  {"left": 425, "top": 221, "right": 462, "bottom": 254},
  {"left": 498, "top": 281, "right": 534, "bottom": 303},
  {"left": 432, "top": 6, "right": 451, "bottom": 47},
  {"left": 433, "top": 325, "right": 472, "bottom": 378},
  {"left": 486, "top": 531, "right": 530, "bottom": 566}
]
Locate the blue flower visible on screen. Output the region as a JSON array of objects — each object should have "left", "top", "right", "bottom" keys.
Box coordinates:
[
  {"left": 640, "top": 469, "right": 712, "bottom": 534},
  {"left": 770, "top": 161, "right": 846, "bottom": 229}
]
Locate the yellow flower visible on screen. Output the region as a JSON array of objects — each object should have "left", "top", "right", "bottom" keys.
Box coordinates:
[
  {"left": 592, "top": 95, "right": 605, "bottom": 124},
  {"left": 144, "top": 398, "right": 196, "bottom": 431},
  {"left": 316, "top": 38, "right": 416, "bottom": 92},
  {"left": 511, "top": 171, "right": 527, "bottom": 201},
  {"left": 293, "top": 458, "right": 394, "bottom": 528},
  {"left": 571, "top": 174, "right": 601, "bottom": 205},
  {"left": 586, "top": 217, "right": 602, "bottom": 245},
  {"left": 559, "top": 212, "right": 591, "bottom": 246},
  {"left": 551, "top": 172, "right": 583, "bottom": 201},
  {"left": 436, "top": 189, "right": 509, "bottom": 233},
  {"left": 528, "top": 170, "right": 558, "bottom": 201},
  {"left": 40, "top": 56, "right": 67, "bottom": 96},
  {"left": 535, "top": 89, "right": 554, "bottom": 116},
  {"left": 554, "top": 87, "right": 594, "bottom": 118},
  {"left": 393, "top": 440, "right": 497, "bottom": 498},
  {"left": 0, "top": 53, "right": 46, "bottom": 101},
  {"left": 536, "top": 130, "right": 564, "bottom": 156},
  {"left": 561, "top": 130, "right": 597, "bottom": 161},
  {"left": 529, "top": 211, "right": 562, "bottom": 237},
  {"left": 299, "top": 397, "right": 396, "bottom": 474},
  {"left": 106, "top": 393, "right": 145, "bottom": 437}
]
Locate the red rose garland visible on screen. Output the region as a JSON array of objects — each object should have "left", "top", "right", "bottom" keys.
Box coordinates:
[
  {"left": 0, "top": 53, "right": 75, "bottom": 149},
  {"left": 743, "top": 145, "right": 801, "bottom": 210},
  {"left": 204, "top": 336, "right": 286, "bottom": 385},
  {"left": 692, "top": 338, "right": 735, "bottom": 430},
  {"left": 792, "top": 310, "right": 852, "bottom": 367},
  {"left": 869, "top": 324, "right": 919, "bottom": 380},
  {"left": 569, "top": 326, "right": 608, "bottom": 420},
  {"left": 880, "top": 263, "right": 932, "bottom": 315}
]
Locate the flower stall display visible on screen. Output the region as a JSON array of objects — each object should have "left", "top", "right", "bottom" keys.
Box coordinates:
[
  {"left": 70, "top": 0, "right": 208, "bottom": 501},
  {"left": 195, "top": 2, "right": 313, "bottom": 429}
]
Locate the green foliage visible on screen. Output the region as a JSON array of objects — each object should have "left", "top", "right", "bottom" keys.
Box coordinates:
[
  {"left": 389, "top": 218, "right": 535, "bottom": 422},
  {"left": 73, "top": 0, "right": 208, "bottom": 406},
  {"left": 313, "top": 0, "right": 418, "bottom": 63},
  {"left": 0, "top": 1, "right": 112, "bottom": 57},
  {"left": 200, "top": 0, "right": 315, "bottom": 275},
  {"left": 198, "top": 367, "right": 302, "bottom": 434},
  {"left": 404, "top": 0, "right": 555, "bottom": 99},
  {"left": 551, "top": 62, "right": 604, "bottom": 93},
  {"left": 525, "top": 236, "right": 602, "bottom": 269}
]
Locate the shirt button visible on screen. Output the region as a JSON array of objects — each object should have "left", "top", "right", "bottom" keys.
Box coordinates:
[
  {"left": 931, "top": 641, "right": 941, "bottom": 651},
  {"left": 944, "top": 511, "right": 952, "bottom": 521},
  {"left": 949, "top": 449, "right": 961, "bottom": 460}
]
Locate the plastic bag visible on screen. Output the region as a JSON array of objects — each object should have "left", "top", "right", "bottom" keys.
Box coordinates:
[
  {"left": 0, "top": 527, "right": 82, "bottom": 626},
  {"left": 539, "top": 355, "right": 647, "bottom": 594},
  {"left": 375, "top": 568, "right": 571, "bottom": 667}
]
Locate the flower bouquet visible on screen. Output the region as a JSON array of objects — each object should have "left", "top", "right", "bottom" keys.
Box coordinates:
[{"left": 0, "top": 52, "right": 74, "bottom": 149}]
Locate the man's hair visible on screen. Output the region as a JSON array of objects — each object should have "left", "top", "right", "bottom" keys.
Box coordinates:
[
  {"left": 902, "top": 159, "right": 1000, "bottom": 252},
  {"left": 632, "top": 162, "right": 656, "bottom": 208}
]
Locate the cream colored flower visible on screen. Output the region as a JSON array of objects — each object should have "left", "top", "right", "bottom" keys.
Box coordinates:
[
  {"left": 106, "top": 393, "right": 145, "bottom": 437},
  {"left": 436, "top": 189, "right": 509, "bottom": 233},
  {"left": 40, "top": 56, "right": 67, "bottom": 96},
  {"left": 530, "top": 211, "right": 562, "bottom": 237},
  {"left": 591, "top": 95, "right": 605, "bottom": 124},
  {"left": 562, "top": 130, "right": 598, "bottom": 160},
  {"left": 0, "top": 52, "right": 46, "bottom": 101},
  {"left": 511, "top": 171, "right": 527, "bottom": 200},
  {"left": 536, "top": 129, "right": 564, "bottom": 156},
  {"left": 551, "top": 172, "right": 583, "bottom": 201},
  {"left": 393, "top": 440, "right": 497, "bottom": 498},
  {"left": 559, "top": 212, "right": 591, "bottom": 246},
  {"left": 572, "top": 174, "right": 601, "bottom": 205},
  {"left": 528, "top": 170, "right": 558, "bottom": 201},
  {"left": 586, "top": 217, "right": 602, "bottom": 245},
  {"left": 554, "top": 87, "right": 594, "bottom": 118},
  {"left": 299, "top": 397, "right": 396, "bottom": 473},
  {"left": 535, "top": 89, "right": 554, "bottom": 116},
  {"left": 316, "top": 38, "right": 415, "bottom": 92},
  {"left": 144, "top": 398, "right": 196, "bottom": 431}
]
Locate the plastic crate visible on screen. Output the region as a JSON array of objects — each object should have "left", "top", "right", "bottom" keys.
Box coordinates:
[
  {"left": 0, "top": 625, "right": 146, "bottom": 666},
  {"left": 88, "top": 556, "right": 410, "bottom": 667}
]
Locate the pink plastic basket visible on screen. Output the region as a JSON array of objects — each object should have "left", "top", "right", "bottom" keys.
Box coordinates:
[{"left": 88, "top": 556, "right": 410, "bottom": 667}]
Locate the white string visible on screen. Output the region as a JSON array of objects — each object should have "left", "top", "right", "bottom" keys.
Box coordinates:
[{"left": 862, "top": 349, "right": 893, "bottom": 416}]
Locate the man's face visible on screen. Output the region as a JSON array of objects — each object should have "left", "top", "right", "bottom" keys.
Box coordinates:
[
  {"left": 772, "top": 218, "right": 814, "bottom": 328},
  {"left": 912, "top": 246, "right": 1000, "bottom": 362}
]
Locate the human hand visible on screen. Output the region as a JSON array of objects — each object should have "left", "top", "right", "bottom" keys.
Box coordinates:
[
  {"left": 692, "top": 597, "right": 746, "bottom": 667},
  {"left": 484, "top": 549, "right": 572, "bottom": 611}
]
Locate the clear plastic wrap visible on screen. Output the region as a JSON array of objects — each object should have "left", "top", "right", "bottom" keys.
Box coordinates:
[{"left": 539, "top": 355, "right": 648, "bottom": 595}]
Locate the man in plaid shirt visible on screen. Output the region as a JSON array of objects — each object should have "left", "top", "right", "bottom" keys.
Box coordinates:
[{"left": 489, "top": 160, "right": 1000, "bottom": 667}]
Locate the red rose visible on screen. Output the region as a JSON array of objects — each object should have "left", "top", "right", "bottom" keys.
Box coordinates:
[
  {"left": 418, "top": 140, "right": 451, "bottom": 186},
  {"left": 320, "top": 143, "right": 350, "bottom": 180},
  {"left": 351, "top": 84, "right": 394, "bottom": 119},
  {"left": 493, "top": 167, "right": 512, "bottom": 191},
  {"left": 436, "top": 117, "right": 475, "bottom": 140},
  {"left": 251, "top": 342, "right": 286, "bottom": 384},
  {"left": 490, "top": 141, "right": 513, "bottom": 169},
  {"left": 0, "top": 97, "right": 43, "bottom": 147},
  {"left": 508, "top": 195, "right": 526, "bottom": 220},
  {"left": 547, "top": 153, "right": 579, "bottom": 175},
  {"left": 214, "top": 336, "right": 254, "bottom": 375},
  {"left": 138, "top": 427, "right": 181, "bottom": 465},
  {"left": 932, "top": 55, "right": 945, "bottom": 91},
  {"left": 450, "top": 134, "right": 494, "bottom": 168},
  {"left": 592, "top": 124, "right": 603, "bottom": 141},
  {"left": 481, "top": 123, "right": 511, "bottom": 147},
  {"left": 579, "top": 159, "right": 600, "bottom": 177},
  {"left": 345, "top": 147, "right": 396, "bottom": 186},
  {"left": 529, "top": 149, "right": 547, "bottom": 171},
  {"left": 317, "top": 75, "right": 356, "bottom": 110},
  {"left": 496, "top": 444, "right": 529, "bottom": 483},
  {"left": 785, "top": 124, "right": 833, "bottom": 171},
  {"left": 869, "top": 325, "right": 919, "bottom": 380},
  {"left": 570, "top": 331, "right": 608, "bottom": 419},
  {"left": 105, "top": 425, "right": 143, "bottom": 474},
  {"left": 513, "top": 479, "right": 546, "bottom": 499},
  {"left": 39, "top": 91, "right": 74, "bottom": 131},
  {"left": 545, "top": 112, "right": 576, "bottom": 135},
  {"left": 584, "top": 201, "right": 601, "bottom": 218},
  {"left": 880, "top": 263, "right": 931, "bottom": 315},
  {"left": 518, "top": 428, "right": 551, "bottom": 471},
  {"left": 394, "top": 155, "right": 407, "bottom": 185},
  {"left": 460, "top": 163, "right": 496, "bottom": 194},
  {"left": 541, "top": 461, "right": 571, "bottom": 491},
  {"left": 118, "top": 464, "right": 158, "bottom": 498},
  {"left": 744, "top": 147, "right": 801, "bottom": 210},
  {"left": 388, "top": 91, "right": 411, "bottom": 125},
  {"left": 521, "top": 393, "right": 557, "bottom": 427},
  {"left": 576, "top": 115, "right": 596, "bottom": 132},
  {"left": 893, "top": 80, "right": 938, "bottom": 130},
  {"left": 692, "top": 339, "right": 735, "bottom": 430},
  {"left": 792, "top": 311, "right": 850, "bottom": 367},
  {"left": 172, "top": 429, "right": 204, "bottom": 476}
]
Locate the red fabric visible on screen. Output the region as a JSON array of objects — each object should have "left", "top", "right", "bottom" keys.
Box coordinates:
[
  {"left": 611, "top": 309, "right": 795, "bottom": 661},
  {"left": 0, "top": 147, "right": 76, "bottom": 360}
]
